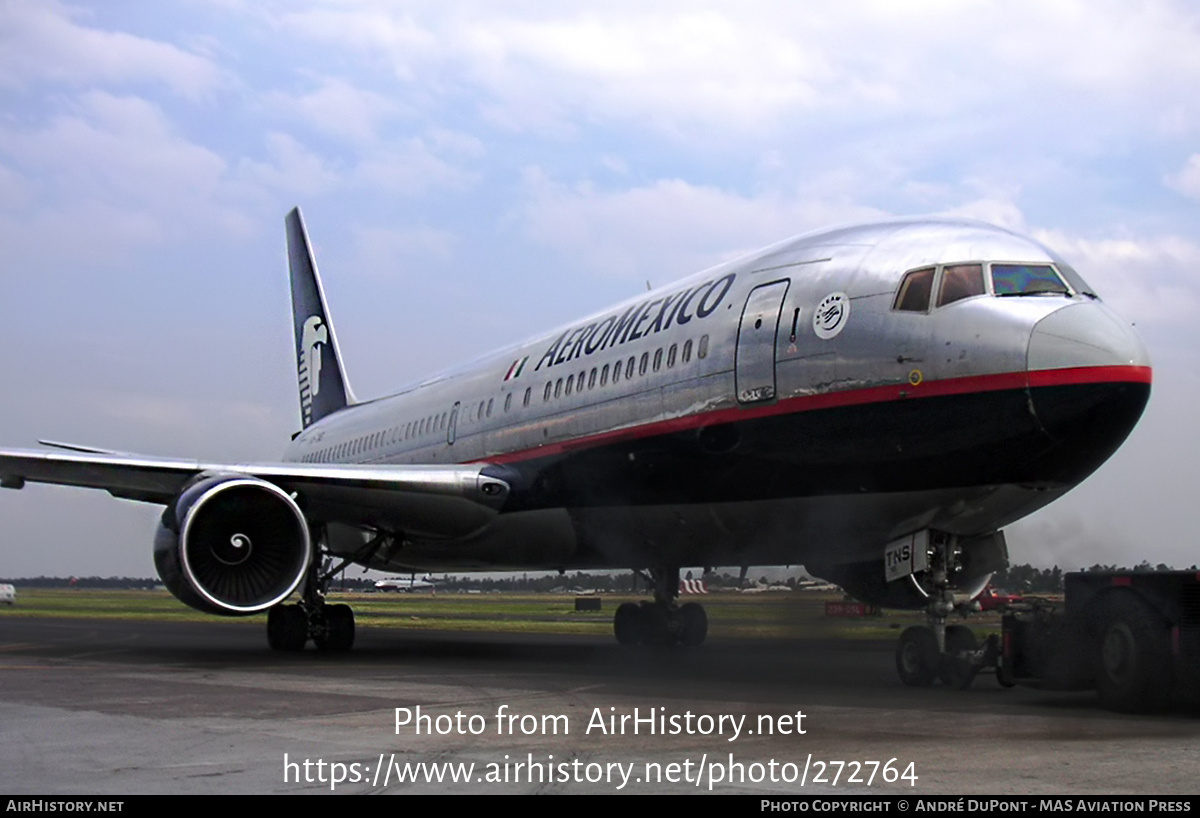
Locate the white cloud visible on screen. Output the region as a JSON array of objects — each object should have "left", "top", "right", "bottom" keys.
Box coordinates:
[
  {"left": 268, "top": 76, "right": 405, "bottom": 144},
  {"left": 518, "top": 170, "right": 886, "bottom": 281},
  {"left": 236, "top": 132, "right": 340, "bottom": 198},
  {"left": 0, "top": 0, "right": 223, "bottom": 99},
  {"left": 276, "top": 6, "right": 438, "bottom": 82},
  {"left": 270, "top": 2, "right": 1200, "bottom": 143},
  {"left": 352, "top": 136, "right": 480, "bottom": 193},
  {"left": 0, "top": 92, "right": 226, "bottom": 206},
  {"left": 460, "top": 11, "right": 829, "bottom": 135},
  {"left": 1033, "top": 227, "right": 1200, "bottom": 327},
  {"left": 351, "top": 223, "right": 455, "bottom": 277},
  {"left": 941, "top": 197, "right": 1029, "bottom": 233},
  {"left": 1165, "top": 154, "right": 1200, "bottom": 200},
  {"left": 0, "top": 92, "right": 249, "bottom": 266}
]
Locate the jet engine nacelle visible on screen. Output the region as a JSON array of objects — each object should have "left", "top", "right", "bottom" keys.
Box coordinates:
[{"left": 154, "top": 473, "right": 312, "bottom": 616}]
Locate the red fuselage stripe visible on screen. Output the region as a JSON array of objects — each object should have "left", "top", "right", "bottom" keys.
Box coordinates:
[{"left": 477, "top": 365, "right": 1153, "bottom": 466}]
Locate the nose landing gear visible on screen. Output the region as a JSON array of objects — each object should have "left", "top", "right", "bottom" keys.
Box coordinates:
[{"left": 892, "top": 532, "right": 1002, "bottom": 690}]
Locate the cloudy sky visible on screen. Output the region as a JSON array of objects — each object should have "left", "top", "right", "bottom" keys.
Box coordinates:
[{"left": 1, "top": 0, "right": 1199, "bottom": 577}]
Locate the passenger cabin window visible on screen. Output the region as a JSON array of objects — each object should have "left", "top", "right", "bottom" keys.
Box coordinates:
[
  {"left": 937, "top": 263, "right": 985, "bottom": 307},
  {"left": 894, "top": 267, "right": 935, "bottom": 311},
  {"left": 991, "top": 263, "right": 1070, "bottom": 297}
]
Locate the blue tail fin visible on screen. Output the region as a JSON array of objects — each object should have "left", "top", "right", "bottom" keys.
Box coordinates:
[{"left": 286, "top": 207, "right": 354, "bottom": 428}]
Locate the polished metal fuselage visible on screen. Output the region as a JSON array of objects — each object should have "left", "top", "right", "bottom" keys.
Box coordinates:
[{"left": 284, "top": 218, "right": 1150, "bottom": 574}]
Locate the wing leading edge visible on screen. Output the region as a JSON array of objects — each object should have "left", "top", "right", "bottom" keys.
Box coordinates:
[{"left": 0, "top": 448, "right": 510, "bottom": 539}]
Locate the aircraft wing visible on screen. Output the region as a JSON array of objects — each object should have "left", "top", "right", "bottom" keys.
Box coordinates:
[{"left": 0, "top": 448, "right": 511, "bottom": 539}]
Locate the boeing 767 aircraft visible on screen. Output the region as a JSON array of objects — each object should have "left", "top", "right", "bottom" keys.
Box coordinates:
[{"left": 0, "top": 209, "right": 1150, "bottom": 689}]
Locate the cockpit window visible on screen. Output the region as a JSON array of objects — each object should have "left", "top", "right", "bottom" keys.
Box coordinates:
[
  {"left": 1055, "top": 262, "right": 1099, "bottom": 299},
  {"left": 991, "top": 263, "right": 1070, "bottom": 297},
  {"left": 894, "top": 267, "right": 935, "bottom": 311},
  {"left": 937, "top": 263, "right": 985, "bottom": 307}
]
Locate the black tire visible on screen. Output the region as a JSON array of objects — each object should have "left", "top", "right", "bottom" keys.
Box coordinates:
[
  {"left": 614, "top": 602, "right": 643, "bottom": 646},
  {"left": 639, "top": 601, "right": 672, "bottom": 647},
  {"left": 938, "top": 624, "right": 979, "bottom": 689},
  {"left": 267, "top": 604, "right": 307, "bottom": 651},
  {"left": 315, "top": 603, "right": 355, "bottom": 652},
  {"left": 1093, "top": 592, "right": 1172, "bottom": 713},
  {"left": 680, "top": 602, "right": 708, "bottom": 647},
  {"left": 896, "top": 626, "right": 938, "bottom": 687}
]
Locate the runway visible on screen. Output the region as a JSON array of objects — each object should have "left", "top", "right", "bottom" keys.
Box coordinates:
[{"left": 0, "top": 615, "right": 1197, "bottom": 795}]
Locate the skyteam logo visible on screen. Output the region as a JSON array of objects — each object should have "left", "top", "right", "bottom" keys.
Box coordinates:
[
  {"left": 813, "top": 292, "right": 849, "bottom": 340},
  {"left": 299, "top": 315, "right": 328, "bottom": 425}
]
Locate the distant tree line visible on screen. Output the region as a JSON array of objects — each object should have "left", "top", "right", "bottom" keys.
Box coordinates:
[
  {"left": 6, "top": 562, "right": 1194, "bottom": 593},
  {"left": 990, "top": 562, "right": 1197, "bottom": 593},
  {"left": 1, "top": 570, "right": 738, "bottom": 592},
  {"left": 0, "top": 576, "right": 163, "bottom": 589},
  {"left": 426, "top": 572, "right": 640, "bottom": 593}
]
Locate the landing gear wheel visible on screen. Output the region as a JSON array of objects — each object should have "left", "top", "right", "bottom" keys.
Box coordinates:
[
  {"left": 267, "top": 603, "right": 307, "bottom": 651},
  {"left": 614, "top": 602, "right": 644, "bottom": 646},
  {"left": 680, "top": 602, "right": 708, "bottom": 647},
  {"left": 315, "top": 603, "right": 355, "bottom": 652},
  {"left": 613, "top": 567, "right": 709, "bottom": 648},
  {"left": 896, "top": 626, "right": 938, "bottom": 687},
  {"left": 938, "top": 624, "right": 979, "bottom": 689},
  {"left": 640, "top": 601, "right": 671, "bottom": 647},
  {"left": 1093, "top": 592, "right": 1171, "bottom": 713},
  {"left": 995, "top": 630, "right": 1016, "bottom": 688}
]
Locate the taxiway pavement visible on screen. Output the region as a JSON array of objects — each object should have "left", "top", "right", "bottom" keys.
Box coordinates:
[{"left": 1, "top": 616, "right": 1196, "bottom": 795}]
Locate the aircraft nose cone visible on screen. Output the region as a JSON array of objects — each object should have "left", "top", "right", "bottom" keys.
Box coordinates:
[
  {"left": 1027, "top": 301, "right": 1150, "bottom": 372},
  {"left": 1024, "top": 301, "right": 1151, "bottom": 484}
]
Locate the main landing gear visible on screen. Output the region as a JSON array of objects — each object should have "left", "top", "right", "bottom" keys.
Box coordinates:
[
  {"left": 267, "top": 545, "right": 356, "bottom": 652},
  {"left": 613, "top": 567, "right": 708, "bottom": 647}
]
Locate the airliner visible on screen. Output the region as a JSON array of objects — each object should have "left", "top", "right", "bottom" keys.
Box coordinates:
[
  {"left": 374, "top": 574, "right": 440, "bottom": 592},
  {"left": 0, "top": 209, "right": 1150, "bottom": 687}
]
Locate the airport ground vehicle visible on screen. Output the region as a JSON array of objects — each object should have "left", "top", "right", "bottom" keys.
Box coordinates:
[
  {"left": 999, "top": 571, "right": 1200, "bottom": 712},
  {"left": 905, "top": 570, "right": 1200, "bottom": 713},
  {"left": 0, "top": 584, "right": 15, "bottom": 605},
  {"left": 975, "top": 585, "right": 1023, "bottom": 611}
]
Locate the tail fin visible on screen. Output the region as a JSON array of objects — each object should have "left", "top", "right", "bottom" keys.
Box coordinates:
[{"left": 286, "top": 207, "right": 354, "bottom": 428}]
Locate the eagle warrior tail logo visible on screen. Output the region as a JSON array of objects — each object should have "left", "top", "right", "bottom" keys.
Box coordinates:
[{"left": 298, "top": 315, "right": 328, "bottom": 426}]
